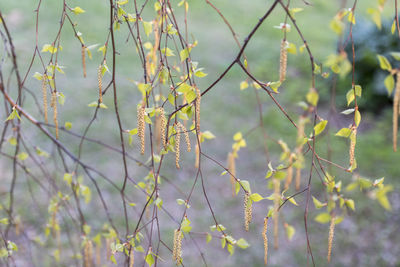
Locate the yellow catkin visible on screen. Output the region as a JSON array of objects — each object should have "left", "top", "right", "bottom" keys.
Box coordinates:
[
  {"left": 155, "top": 114, "right": 162, "bottom": 152},
  {"left": 244, "top": 192, "right": 252, "bottom": 231},
  {"left": 349, "top": 126, "right": 357, "bottom": 166},
  {"left": 96, "top": 242, "right": 101, "bottom": 266},
  {"left": 98, "top": 65, "right": 103, "bottom": 103},
  {"left": 327, "top": 215, "right": 335, "bottom": 263},
  {"left": 160, "top": 108, "right": 166, "bottom": 148},
  {"left": 195, "top": 143, "right": 200, "bottom": 169},
  {"left": 155, "top": 107, "right": 166, "bottom": 152},
  {"left": 273, "top": 178, "right": 280, "bottom": 249},
  {"left": 129, "top": 247, "right": 134, "bottom": 267},
  {"left": 84, "top": 240, "right": 93, "bottom": 267},
  {"left": 175, "top": 123, "right": 181, "bottom": 169},
  {"left": 295, "top": 168, "right": 301, "bottom": 191},
  {"left": 42, "top": 74, "right": 48, "bottom": 123},
  {"left": 137, "top": 105, "right": 145, "bottom": 155},
  {"left": 295, "top": 117, "right": 305, "bottom": 190},
  {"left": 15, "top": 217, "right": 21, "bottom": 236},
  {"left": 284, "top": 155, "right": 293, "bottom": 190},
  {"left": 195, "top": 86, "right": 201, "bottom": 133},
  {"left": 227, "top": 152, "right": 236, "bottom": 197},
  {"left": 173, "top": 229, "right": 183, "bottom": 264},
  {"left": 82, "top": 45, "right": 86, "bottom": 78},
  {"left": 263, "top": 217, "right": 269, "bottom": 265},
  {"left": 106, "top": 238, "right": 111, "bottom": 260},
  {"left": 178, "top": 122, "right": 191, "bottom": 152},
  {"left": 279, "top": 40, "right": 287, "bottom": 82},
  {"left": 393, "top": 72, "right": 400, "bottom": 152},
  {"left": 51, "top": 91, "right": 59, "bottom": 139}
]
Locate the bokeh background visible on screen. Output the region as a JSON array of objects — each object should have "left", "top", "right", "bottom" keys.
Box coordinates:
[{"left": 0, "top": 0, "right": 399, "bottom": 266}]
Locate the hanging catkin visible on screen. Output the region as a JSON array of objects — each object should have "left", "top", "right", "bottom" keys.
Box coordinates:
[
  {"left": 129, "top": 247, "right": 134, "bottom": 267},
  {"left": 195, "top": 86, "right": 201, "bottom": 133},
  {"left": 195, "top": 143, "right": 200, "bottom": 169},
  {"left": 244, "top": 192, "right": 252, "bottom": 231},
  {"left": 393, "top": 72, "right": 400, "bottom": 151},
  {"left": 95, "top": 242, "right": 101, "bottom": 266},
  {"left": 160, "top": 108, "right": 166, "bottom": 148},
  {"left": 98, "top": 65, "right": 103, "bottom": 103},
  {"left": 327, "top": 215, "right": 335, "bottom": 263},
  {"left": 349, "top": 126, "right": 357, "bottom": 166},
  {"left": 295, "top": 116, "right": 305, "bottom": 190},
  {"left": 106, "top": 238, "right": 111, "bottom": 260},
  {"left": 84, "top": 240, "right": 93, "bottom": 267},
  {"left": 137, "top": 105, "right": 145, "bottom": 155},
  {"left": 178, "top": 122, "right": 191, "bottom": 152},
  {"left": 82, "top": 45, "right": 87, "bottom": 78},
  {"left": 263, "top": 217, "right": 269, "bottom": 265},
  {"left": 156, "top": 107, "right": 166, "bottom": 152},
  {"left": 279, "top": 40, "right": 287, "bottom": 82},
  {"left": 227, "top": 152, "right": 236, "bottom": 197},
  {"left": 175, "top": 123, "right": 181, "bottom": 169},
  {"left": 273, "top": 178, "right": 280, "bottom": 249},
  {"left": 42, "top": 74, "right": 48, "bottom": 123},
  {"left": 51, "top": 91, "right": 59, "bottom": 139},
  {"left": 172, "top": 229, "right": 183, "bottom": 264}
]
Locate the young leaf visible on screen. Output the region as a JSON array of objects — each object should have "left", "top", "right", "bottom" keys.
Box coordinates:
[
  {"left": 236, "top": 238, "right": 250, "bottom": 249},
  {"left": 250, "top": 193, "right": 264, "bottom": 202},
  {"left": 314, "top": 120, "right": 328, "bottom": 136},
  {"left": 314, "top": 213, "right": 331, "bottom": 224},
  {"left": 72, "top": 7, "right": 85, "bottom": 15},
  {"left": 335, "top": 128, "right": 351, "bottom": 138},
  {"left": 377, "top": 55, "right": 392, "bottom": 71},
  {"left": 384, "top": 74, "right": 395, "bottom": 95},
  {"left": 312, "top": 196, "right": 326, "bottom": 209},
  {"left": 145, "top": 252, "right": 155, "bottom": 266}
]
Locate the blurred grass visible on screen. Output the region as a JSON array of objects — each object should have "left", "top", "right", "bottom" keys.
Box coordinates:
[{"left": 0, "top": 0, "right": 399, "bottom": 266}]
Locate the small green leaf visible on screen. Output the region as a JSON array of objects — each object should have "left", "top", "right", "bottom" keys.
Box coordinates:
[
  {"left": 312, "top": 196, "right": 326, "bottom": 209},
  {"left": 306, "top": 89, "right": 319, "bottom": 106},
  {"left": 88, "top": 101, "right": 108, "bottom": 109},
  {"left": 236, "top": 238, "right": 250, "bottom": 249},
  {"left": 335, "top": 128, "right": 351, "bottom": 138},
  {"left": 145, "top": 252, "right": 155, "bottom": 266},
  {"left": 341, "top": 108, "right": 355, "bottom": 115},
  {"left": 354, "top": 110, "right": 361, "bottom": 127},
  {"left": 180, "top": 48, "right": 190, "bottom": 62},
  {"left": 17, "top": 152, "right": 29, "bottom": 161},
  {"left": 8, "top": 137, "right": 17, "bottom": 146},
  {"left": 202, "top": 131, "right": 216, "bottom": 140},
  {"left": 285, "top": 224, "right": 295, "bottom": 241},
  {"left": 6, "top": 108, "right": 21, "bottom": 121},
  {"left": 72, "top": 6, "right": 85, "bottom": 14},
  {"left": 250, "top": 193, "right": 264, "bottom": 202},
  {"left": 288, "top": 197, "right": 299, "bottom": 206},
  {"left": 314, "top": 120, "right": 328, "bottom": 136},
  {"left": 206, "top": 233, "right": 212, "bottom": 243},
  {"left": 384, "top": 74, "right": 395, "bottom": 95},
  {"left": 240, "top": 81, "right": 249, "bottom": 90},
  {"left": 33, "top": 72, "right": 43, "bottom": 80},
  {"left": 64, "top": 122, "right": 72, "bottom": 130},
  {"left": 160, "top": 47, "right": 174, "bottom": 57},
  {"left": 390, "top": 52, "right": 400, "bottom": 61},
  {"left": 142, "top": 21, "right": 152, "bottom": 37},
  {"left": 345, "top": 199, "right": 355, "bottom": 211},
  {"left": 377, "top": 55, "right": 392, "bottom": 71},
  {"left": 181, "top": 217, "right": 192, "bottom": 233},
  {"left": 314, "top": 213, "right": 331, "bottom": 224}
]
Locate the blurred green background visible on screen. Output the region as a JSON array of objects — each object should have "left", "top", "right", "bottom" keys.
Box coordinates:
[{"left": 0, "top": 0, "right": 399, "bottom": 266}]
